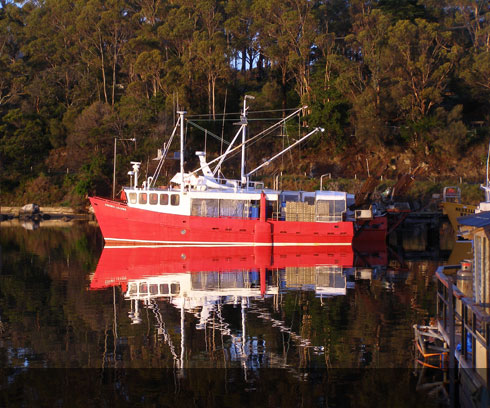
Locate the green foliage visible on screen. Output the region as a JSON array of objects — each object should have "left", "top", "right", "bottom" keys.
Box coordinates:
[
  {"left": 74, "top": 154, "right": 109, "bottom": 197},
  {"left": 0, "top": 109, "right": 50, "bottom": 173},
  {"left": 399, "top": 114, "right": 442, "bottom": 146},
  {"left": 377, "top": 0, "right": 429, "bottom": 21},
  {"left": 308, "top": 75, "right": 351, "bottom": 148},
  {"left": 0, "top": 0, "right": 488, "bottom": 205}
]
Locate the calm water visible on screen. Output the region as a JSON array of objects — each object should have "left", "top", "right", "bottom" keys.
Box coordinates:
[{"left": 0, "top": 221, "right": 452, "bottom": 407}]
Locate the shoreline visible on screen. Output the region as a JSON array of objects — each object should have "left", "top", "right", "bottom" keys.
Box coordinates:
[
  {"left": 1, "top": 218, "right": 98, "bottom": 228},
  {"left": 0, "top": 205, "right": 93, "bottom": 221}
]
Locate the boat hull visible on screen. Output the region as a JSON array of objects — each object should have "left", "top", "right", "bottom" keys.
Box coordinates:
[
  {"left": 353, "top": 216, "right": 388, "bottom": 246},
  {"left": 441, "top": 201, "right": 477, "bottom": 234},
  {"left": 89, "top": 196, "right": 354, "bottom": 247}
]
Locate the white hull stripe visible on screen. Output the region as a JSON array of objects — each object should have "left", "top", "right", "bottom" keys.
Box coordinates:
[{"left": 104, "top": 238, "right": 351, "bottom": 248}]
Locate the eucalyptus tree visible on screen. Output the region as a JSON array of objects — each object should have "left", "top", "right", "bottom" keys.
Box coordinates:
[
  {"left": 387, "top": 18, "right": 461, "bottom": 148},
  {"left": 224, "top": 0, "right": 254, "bottom": 74},
  {"left": 156, "top": 0, "right": 199, "bottom": 109},
  {"left": 191, "top": 0, "right": 229, "bottom": 119},
  {"left": 0, "top": 1, "right": 26, "bottom": 110},
  {"left": 75, "top": 0, "right": 134, "bottom": 108},
  {"left": 252, "top": 0, "right": 320, "bottom": 110},
  {"left": 342, "top": 8, "right": 393, "bottom": 146}
]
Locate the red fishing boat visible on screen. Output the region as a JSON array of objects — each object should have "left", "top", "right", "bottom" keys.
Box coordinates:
[{"left": 90, "top": 100, "right": 385, "bottom": 247}]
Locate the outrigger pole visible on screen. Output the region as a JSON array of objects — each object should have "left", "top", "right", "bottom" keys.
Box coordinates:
[{"left": 246, "top": 127, "right": 324, "bottom": 179}]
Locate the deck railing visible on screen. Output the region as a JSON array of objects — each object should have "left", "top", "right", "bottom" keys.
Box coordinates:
[{"left": 436, "top": 266, "right": 490, "bottom": 390}]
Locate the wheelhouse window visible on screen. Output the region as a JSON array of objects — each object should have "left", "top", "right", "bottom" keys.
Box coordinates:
[
  {"left": 149, "top": 193, "right": 158, "bottom": 205},
  {"left": 129, "top": 193, "right": 137, "bottom": 204},
  {"left": 315, "top": 199, "right": 346, "bottom": 222},
  {"left": 139, "top": 193, "right": 147, "bottom": 204},
  {"left": 171, "top": 194, "right": 180, "bottom": 206},
  {"left": 191, "top": 198, "right": 251, "bottom": 218},
  {"left": 160, "top": 194, "right": 169, "bottom": 205},
  {"left": 171, "top": 283, "right": 180, "bottom": 294}
]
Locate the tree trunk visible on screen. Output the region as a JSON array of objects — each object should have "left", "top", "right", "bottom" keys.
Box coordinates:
[
  {"left": 281, "top": 66, "right": 287, "bottom": 117},
  {"left": 112, "top": 30, "right": 117, "bottom": 108},
  {"left": 99, "top": 33, "right": 108, "bottom": 105},
  {"left": 212, "top": 76, "right": 216, "bottom": 121},
  {"left": 242, "top": 48, "right": 246, "bottom": 73},
  {"left": 208, "top": 75, "right": 212, "bottom": 116}
]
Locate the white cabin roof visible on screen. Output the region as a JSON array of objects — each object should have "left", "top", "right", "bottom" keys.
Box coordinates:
[
  {"left": 315, "top": 191, "right": 348, "bottom": 201},
  {"left": 187, "top": 188, "right": 279, "bottom": 201}
]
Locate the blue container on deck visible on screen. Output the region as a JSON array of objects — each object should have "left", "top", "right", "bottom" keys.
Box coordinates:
[{"left": 250, "top": 205, "right": 259, "bottom": 218}]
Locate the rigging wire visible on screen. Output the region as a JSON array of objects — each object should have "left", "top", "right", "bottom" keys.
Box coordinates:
[
  {"left": 188, "top": 107, "right": 305, "bottom": 176},
  {"left": 189, "top": 117, "right": 291, "bottom": 122},
  {"left": 227, "top": 120, "right": 307, "bottom": 175},
  {"left": 185, "top": 107, "right": 299, "bottom": 118}
]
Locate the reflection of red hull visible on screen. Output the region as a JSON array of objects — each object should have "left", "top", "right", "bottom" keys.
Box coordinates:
[
  {"left": 352, "top": 216, "right": 388, "bottom": 266},
  {"left": 90, "top": 245, "right": 354, "bottom": 291},
  {"left": 89, "top": 196, "right": 354, "bottom": 246}
]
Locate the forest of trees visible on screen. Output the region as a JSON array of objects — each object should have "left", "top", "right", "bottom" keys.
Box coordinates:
[{"left": 0, "top": 0, "right": 488, "bottom": 206}]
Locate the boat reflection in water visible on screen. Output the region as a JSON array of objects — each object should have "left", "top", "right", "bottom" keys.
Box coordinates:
[{"left": 91, "top": 244, "right": 356, "bottom": 368}]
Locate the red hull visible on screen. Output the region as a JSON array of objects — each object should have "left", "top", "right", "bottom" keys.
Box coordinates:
[
  {"left": 90, "top": 244, "right": 354, "bottom": 291},
  {"left": 89, "top": 196, "right": 354, "bottom": 247},
  {"left": 353, "top": 216, "right": 388, "bottom": 246}
]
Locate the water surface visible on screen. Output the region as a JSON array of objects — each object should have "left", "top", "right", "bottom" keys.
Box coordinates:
[{"left": 0, "top": 222, "right": 444, "bottom": 406}]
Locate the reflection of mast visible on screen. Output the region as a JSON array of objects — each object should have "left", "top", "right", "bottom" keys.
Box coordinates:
[
  {"left": 129, "top": 297, "right": 180, "bottom": 364},
  {"left": 249, "top": 304, "right": 318, "bottom": 349},
  {"left": 180, "top": 302, "right": 185, "bottom": 370},
  {"left": 128, "top": 298, "right": 142, "bottom": 324},
  {"left": 241, "top": 296, "right": 247, "bottom": 380},
  {"left": 147, "top": 299, "right": 179, "bottom": 363},
  {"left": 113, "top": 286, "right": 118, "bottom": 336}
]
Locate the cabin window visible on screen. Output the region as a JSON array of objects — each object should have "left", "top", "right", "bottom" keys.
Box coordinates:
[
  {"left": 304, "top": 196, "right": 315, "bottom": 205},
  {"left": 139, "top": 283, "right": 148, "bottom": 294},
  {"left": 282, "top": 194, "right": 299, "bottom": 202},
  {"left": 191, "top": 199, "right": 219, "bottom": 217},
  {"left": 192, "top": 199, "right": 219, "bottom": 217},
  {"left": 128, "top": 283, "right": 137, "bottom": 295},
  {"left": 129, "top": 193, "right": 137, "bottom": 204},
  {"left": 220, "top": 199, "right": 249, "bottom": 218},
  {"left": 171, "top": 194, "right": 180, "bottom": 206},
  {"left": 139, "top": 193, "right": 147, "bottom": 204},
  {"left": 315, "top": 200, "right": 346, "bottom": 222},
  {"left": 191, "top": 198, "right": 251, "bottom": 218},
  {"left": 160, "top": 284, "right": 169, "bottom": 294},
  {"left": 160, "top": 194, "right": 169, "bottom": 205},
  {"left": 149, "top": 193, "right": 158, "bottom": 205},
  {"left": 171, "top": 283, "right": 180, "bottom": 294},
  {"left": 149, "top": 284, "right": 158, "bottom": 295}
]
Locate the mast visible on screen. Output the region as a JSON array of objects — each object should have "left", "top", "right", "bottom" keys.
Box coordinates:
[
  {"left": 178, "top": 111, "right": 186, "bottom": 192},
  {"left": 241, "top": 95, "right": 254, "bottom": 186}
]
